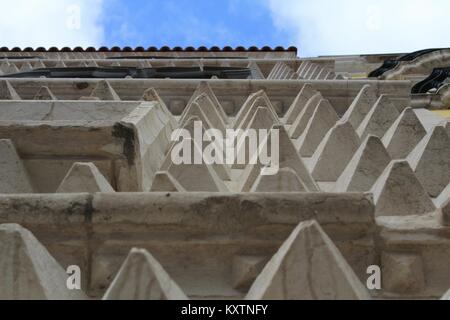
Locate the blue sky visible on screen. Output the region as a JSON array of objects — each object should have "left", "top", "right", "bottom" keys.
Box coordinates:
[
  {"left": 101, "top": 0, "right": 291, "bottom": 49},
  {"left": 0, "top": 0, "right": 449, "bottom": 57}
]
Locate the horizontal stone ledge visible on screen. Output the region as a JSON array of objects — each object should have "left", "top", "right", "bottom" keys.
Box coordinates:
[
  {"left": 0, "top": 192, "right": 375, "bottom": 230},
  {"left": 0, "top": 193, "right": 90, "bottom": 225}
]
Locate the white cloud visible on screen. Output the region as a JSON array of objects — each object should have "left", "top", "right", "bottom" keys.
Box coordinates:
[
  {"left": 266, "top": 0, "right": 450, "bottom": 57},
  {"left": 0, "top": 0, "right": 104, "bottom": 48}
]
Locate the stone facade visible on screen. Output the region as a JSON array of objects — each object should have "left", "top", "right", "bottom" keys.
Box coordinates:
[{"left": 0, "top": 47, "right": 450, "bottom": 300}]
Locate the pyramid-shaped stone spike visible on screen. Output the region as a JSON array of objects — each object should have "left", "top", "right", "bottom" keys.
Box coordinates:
[
  {"left": 356, "top": 95, "right": 400, "bottom": 139},
  {"left": 234, "top": 106, "right": 280, "bottom": 169},
  {"left": 289, "top": 92, "right": 323, "bottom": 139},
  {"left": 186, "top": 81, "right": 228, "bottom": 122},
  {"left": 298, "top": 61, "right": 311, "bottom": 76},
  {"left": 0, "top": 139, "right": 34, "bottom": 193},
  {"left": 19, "top": 62, "right": 33, "bottom": 72},
  {"left": 300, "top": 63, "right": 314, "bottom": 78},
  {"left": 268, "top": 62, "right": 282, "bottom": 79},
  {"left": 150, "top": 171, "right": 186, "bottom": 192},
  {"left": 341, "top": 84, "right": 377, "bottom": 130},
  {"left": 311, "top": 121, "right": 361, "bottom": 182},
  {"left": 371, "top": 160, "right": 435, "bottom": 217},
  {"left": 54, "top": 60, "right": 67, "bottom": 68},
  {"left": 234, "top": 90, "right": 279, "bottom": 130},
  {"left": 310, "top": 66, "right": 322, "bottom": 79},
  {"left": 33, "top": 60, "right": 46, "bottom": 69},
  {"left": 298, "top": 99, "right": 339, "bottom": 157},
  {"left": 407, "top": 126, "right": 450, "bottom": 197},
  {"left": 276, "top": 125, "right": 319, "bottom": 191},
  {"left": 284, "top": 84, "right": 317, "bottom": 125},
  {"left": 0, "top": 224, "right": 87, "bottom": 300},
  {"left": 246, "top": 106, "right": 279, "bottom": 131},
  {"left": 103, "top": 248, "right": 188, "bottom": 300},
  {"left": 56, "top": 162, "right": 114, "bottom": 193},
  {"left": 161, "top": 116, "right": 200, "bottom": 171},
  {"left": 3, "top": 62, "right": 19, "bottom": 74},
  {"left": 335, "top": 135, "right": 391, "bottom": 192},
  {"left": 250, "top": 167, "right": 307, "bottom": 192},
  {"left": 247, "top": 61, "right": 265, "bottom": 79},
  {"left": 240, "top": 125, "right": 319, "bottom": 192},
  {"left": 181, "top": 95, "right": 227, "bottom": 134},
  {"left": 245, "top": 220, "right": 370, "bottom": 300},
  {"left": 232, "top": 256, "right": 268, "bottom": 291},
  {"left": 305, "top": 65, "right": 319, "bottom": 79},
  {"left": 33, "top": 86, "right": 57, "bottom": 100},
  {"left": 0, "top": 79, "right": 21, "bottom": 100},
  {"left": 141, "top": 87, "right": 177, "bottom": 128},
  {"left": 176, "top": 114, "right": 231, "bottom": 181},
  {"left": 90, "top": 80, "right": 121, "bottom": 101},
  {"left": 166, "top": 137, "right": 229, "bottom": 192},
  {"left": 236, "top": 98, "right": 280, "bottom": 132},
  {"left": 382, "top": 108, "right": 426, "bottom": 159},
  {"left": 315, "top": 68, "right": 328, "bottom": 80}
]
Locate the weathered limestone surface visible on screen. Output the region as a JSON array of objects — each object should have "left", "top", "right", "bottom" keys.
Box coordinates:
[
  {"left": 56, "top": 162, "right": 115, "bottom": 193},
  {"left": 34, "top": 86, "right": 57, "bottom": 100},
  {"left": 357, "top": 95, "right": 400, "bottom": 139},
  {"left": 0, "top": 192, "right": 375, "bottom": 299},
  {"left": 166, "top": 138, "right": 229, "bottom": 192},
  {"left": 442, "top": 289, "right": 450, "bottom": 300},
  {"left": 186, "top": 81, "right": 228, "bottom": 122},
  {"left": 246, "top": 220, "right": 370, "bottom": 300},
  {"left": 341, "top": 84, "right": 376, "bottom": 130},
  {"left": 284, "top": 84, "right": 316, "bottom": 125},
  {"left": 407, "top": 126, "right": 450, "bottom": 197},
  {"left": 103, "top": 248, "right": 188, "bottom": 300},
  {"left": 182, "top": 94, "right": 227, "bottom": 133},
  {"left": 250, "top": 168, "right": 307, "bottom": 192},
  {"left": 232, "top": 256, "right": 268, "bottom": 291},
  {"left": 298, "top": 99, "right": 339, "bottom": 157},
  {"left": 311, "top": 121, "right": 361, "bottom": 182},
  {"left": 438, "top": 197, "right": 450, "bottom": 226},
  {"left": 371, "top": 161, "right": 435, "bottom": 216},
  {"left": 0, "top": 223, "right": 87, "bottom": 300},
  {"left": 89, "top": 80, "right": 121, "bottom": 101},
  {"left": 382, "top": 252, "right": 425, "bottom": 294},
  {"left": 382, "top": 107, "right": 426, "bottom": 159},
  {"left": 150, "top": 171, "right": 186, "bottom": 192},
  {"left": 119, "top": 101, "right": 176, "bottom": 191},
  {"left": 1, "top": 50, "right": 448, "bottom": 300},
  {"left": 289, "top": 92, "right": 322, "bottom": 139},
  {"left": 234, "top": 90, "right": 278, "bottom": 130},
  {"left": 0, "top": 80, "right": 21, "bottom": 100},
  {"left": 335, "top": 136, "right": 391, "bottom": 192},
  {"left": 0, "top": 139, "right": 34, "bottom": 193},
  {"left": 141, "top": 87, "right": 177, "bottom": 128}
]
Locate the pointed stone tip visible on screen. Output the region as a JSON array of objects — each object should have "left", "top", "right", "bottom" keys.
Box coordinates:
[
  {"left": 0, "top": 223, "right": 27, "bottom": 233},
  {"left": 0, "top": 223, "right": 87, "bottom": 300},
  {"left": 103, "top": 247, "right": 188, "bottom": 300},
  {"left": 442, "top": 289, "right": 450, "bottom": 300},
  {"left": 142, "top": 87, "right": 159, "bottom": 100},
  {"left": 57, "top": 162, "right": 114, "bottom": 193},
  {"left": 246, "top": 219, "right": 370, "bottom": 300},
  {"left": 372, "top": 160, "right": 435, "bottom": 216}
]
